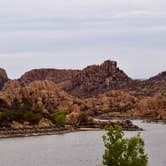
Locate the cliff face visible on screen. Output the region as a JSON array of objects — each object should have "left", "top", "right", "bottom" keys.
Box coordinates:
[
  {"left": 66, "top": 60, "right": 131, "bottom": 98},
  {"left": 0, "top": 68, "right": 8, "bottom": 90},
  {"left": 19, "top": 69, "right": 80, "bottom": 85}
]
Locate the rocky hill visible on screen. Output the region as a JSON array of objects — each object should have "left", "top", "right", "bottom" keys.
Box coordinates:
[
  {"left": 144, "top": 71, "right": 166, "bottom": 97},
  {"left": 2, "top": 68, "right": 80, "bottom": 93},
  {"left": 1, "top": 60, "right": 165, "bottom": 99},
  {"left": 130, "top": 71, "right": 166, "bottom": 97},
  {"left": 2, "top": 60, "right": 133, "bottom": 98},
  {"left": 19, "top": 68, "right": 79, "bottom": 85},
  {"left": 0, "top": 80, "right": 86, "bottom": 113},
  {"left": 148, "top": 71, "right": 166, "bottom": 81},
  {"left": 65, "top": 60, "right": 132, "bottom": 98}
]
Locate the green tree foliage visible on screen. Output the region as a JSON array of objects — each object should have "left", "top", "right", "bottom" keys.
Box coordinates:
[
  {"left": 51, "top": 110, "right": 66, "bottom": 127},
  {"left": 23, "top": 111, "right": 43, "bottom": 125},
  {"left": 0, "top": 110, "right": 43, "bottom": 126},
  {"left": 102, "top": 125, "right": 148, "bottom": 166}
]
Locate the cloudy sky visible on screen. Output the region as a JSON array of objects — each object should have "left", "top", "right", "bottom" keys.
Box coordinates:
[{"left": 0, "top": 0, "right": 165, "bottom": 79}]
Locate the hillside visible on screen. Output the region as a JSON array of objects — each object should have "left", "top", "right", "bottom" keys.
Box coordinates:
[{"left": 0, "top": 60, "right": 165, "bottom": 129}]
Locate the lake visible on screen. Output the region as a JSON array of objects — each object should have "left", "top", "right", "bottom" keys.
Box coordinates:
[{"left": 0, "top": 120, "right": 165, "bottom": 166}]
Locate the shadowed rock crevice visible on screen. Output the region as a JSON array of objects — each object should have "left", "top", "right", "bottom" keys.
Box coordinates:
[{"left": 0, "top": 68, "right": 9, "bottom": 90}]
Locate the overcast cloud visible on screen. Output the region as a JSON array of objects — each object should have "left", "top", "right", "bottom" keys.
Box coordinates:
[{"left": 0, "top": 0, "right": 165, "bottom": 79}]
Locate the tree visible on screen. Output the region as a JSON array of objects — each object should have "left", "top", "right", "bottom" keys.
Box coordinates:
[{"left": 102, "top": 125, "right": 148, "bottom": 166}]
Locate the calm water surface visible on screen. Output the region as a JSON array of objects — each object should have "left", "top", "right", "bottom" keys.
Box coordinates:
[{"left": 0, "top": 121, "right": 165, "bottom": 166}]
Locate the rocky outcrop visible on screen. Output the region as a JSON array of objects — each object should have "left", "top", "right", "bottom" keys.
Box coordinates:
[
  {"left": 16, "top": 63, "right": 166, "bottom": 98},
  {"left": 0, "top": 80, "right": 86, "bottom": 113},
  {"left": 19, "top": 68, "right": 79, "bottom": 86},
  {"left": 148, "top": 71, "right": 166, "bottom": 82},
  {"left": 84, "top": 90, "right": 137, "bottom": 116},
  {"left": 2, "top": 80, "right": 21, "bottom": 91},
  {"left": 129, "top": 71, "right": 166, "bottom": 97},
  {"left": 66, "top": 60, "right": 131, "bottom": 98},
  {"left": 97, "top": 94, "right": 166, "bottom": 121},
  {"left": 0, "top": 68, "right": 8, "bottom": 89},
  {"left": 144, "top": 71, "right": 166, "bottom": 97}
]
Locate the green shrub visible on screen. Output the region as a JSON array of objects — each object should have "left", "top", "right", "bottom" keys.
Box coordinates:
[
  {"left": 51, "top": 110, "right": 66, "bottom": 126},
  {"left": 23, "top": 111, "right": 43, "bottom": 125},
  {"left": 102, "top": 125, "right": 148, "bottom": 166},
  {"left": 0, "top": 110, "right": 43, "bottom": 126}
]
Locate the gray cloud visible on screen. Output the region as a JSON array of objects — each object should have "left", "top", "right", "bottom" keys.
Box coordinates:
[{"left": 0, "top": 0, "right": 165, "bottom": 78}]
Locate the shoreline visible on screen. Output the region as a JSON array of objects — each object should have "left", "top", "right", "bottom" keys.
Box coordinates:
[
  {"left": 1, "top": 116, "right": 165, "bottom": 139},
  {"left": 2, "top": 116, "right": 163, "bottom": 139},
  {"left": 0, "top": 122, "right": 142, "bottom": 139},
  {"left": 96, "top": 115, "right": 166, "bottom": 123},
  {"left": 0, "top": 127, "right": 104, "bottom": 139},
  {"left": 0, "top": 126, "right": 74, "bottom": 139}
]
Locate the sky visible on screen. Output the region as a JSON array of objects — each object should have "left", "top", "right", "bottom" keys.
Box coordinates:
[{"left": 0, "top": 0, "right": 165, "bottom": 79}]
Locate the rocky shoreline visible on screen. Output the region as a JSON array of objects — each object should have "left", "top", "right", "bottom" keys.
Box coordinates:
[
  {"left": 0, "top": 126, "right": 67, "bottom": 139},
  {"left": 97, "top": 115, "right": 166, "bottom": 124},
  {"left": 0, "top": 119, "right": 142, "bottom": 139}
]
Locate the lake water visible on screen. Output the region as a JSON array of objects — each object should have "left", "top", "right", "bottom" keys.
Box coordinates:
[{"left": 0, "top": 120, "right": 165, "bottom": 166}]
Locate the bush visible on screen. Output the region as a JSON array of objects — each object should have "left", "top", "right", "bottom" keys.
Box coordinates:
[
  {"left": 78, "top": 112, "right": 89, "bottom": 125},
  {"left": 23, "top": 111, "right": 43, "bottom": 125},
  {"left": 102, "top": 125, "right": 148, "bottom": 166},
  {"left": 0, "top": 110, "right": 43, "bottom": 126},
  {"left": 51, "top": 110, "right": 66, "bottom": 127}
]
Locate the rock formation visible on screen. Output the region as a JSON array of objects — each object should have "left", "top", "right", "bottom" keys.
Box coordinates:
[
  {"left": 129, "top": 71, "right": 166, "bottom": 97},
  {"left": 0, "top": 68, "right": 8, "bottom": 89},
  {"left": 0, "top": 80, "right": 89, "bottom": 115},
  {"left": 19, "top": 68, "right": 79, "bottom": 85},
  {"left": 66, "top": 60, "right": 131, "bottom": 98},
  {"left": 3, "top": 80, "right": 21, "bottom": 91},
  {"left": 0, "top": 60, "right": 165, "bottom": 126}
]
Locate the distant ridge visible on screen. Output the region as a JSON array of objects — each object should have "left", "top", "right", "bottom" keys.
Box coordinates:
[{"left": 0, "top": 60, "right": 165, "bottom": 98}]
